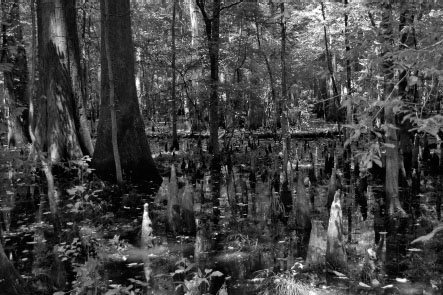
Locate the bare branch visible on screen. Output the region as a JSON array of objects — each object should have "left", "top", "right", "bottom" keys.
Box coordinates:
[{"left": 219, "top": 0, "right": 243, "bottom": 14}]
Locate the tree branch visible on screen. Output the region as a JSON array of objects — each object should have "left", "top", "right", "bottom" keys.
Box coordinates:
[
  {"left": 219, "top": 0, "right": 243, "bottom": 14},
  {"left": 196, "top": 0, "right": 210, "bottom": 22}
]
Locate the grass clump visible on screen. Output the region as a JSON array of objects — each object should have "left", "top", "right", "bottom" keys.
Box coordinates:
[{"left": 257, "top": 272, "right": 317, "bottom": 295}]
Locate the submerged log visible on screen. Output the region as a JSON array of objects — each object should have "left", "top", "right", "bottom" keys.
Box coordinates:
[
  {"left": 305, "top": 219, "right": 327, "bottom": 269},
  {"left": 326, "top": 190, "right": 348, "bottom": 272}
]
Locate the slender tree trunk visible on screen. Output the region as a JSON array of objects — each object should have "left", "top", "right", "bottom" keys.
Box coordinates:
[
  {"left": 171, "top": 0, "right": 179, "bottom": 150},
  {"left": 280, "top": 3, "right": 290, "bottom": 182},
  {"left": 196, "top": 0, "right": 220, "bottom": 167},
  {"left": 93, "top": 0, "right": 161, "bottom": 189},
  {"left": 380, "top": 2, "right": 405, "bottom": 217},
  {"left": 103, "top": 0, "right": 123, "bottom": 184},
  {"left": 254, "top": 17, "right": 277, "bottom": 130}
]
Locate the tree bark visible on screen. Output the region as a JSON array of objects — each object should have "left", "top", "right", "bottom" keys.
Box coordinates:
[
  {"left": 33, "top": 0, "right": 93, "bottom": 162},
  {"left": 93, "top": 0, "right": 161, "bottom": 189}
]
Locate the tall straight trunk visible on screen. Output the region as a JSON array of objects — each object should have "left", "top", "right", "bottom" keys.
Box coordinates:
[
  {"left": 380, "top": 2, "right": 404, "bottom": 217},
  {"left": 103, "top": 0, "right": 123, "bottom": 184},
  {"left": 171, "top": 0, "right": 179, "bottom": 150},
  {"left": 33, "top": 0, "right": 93, "bottom": 161},
  {"left": 196, "top": 0, "right": 221, "bottom": 168},
  {"left": 320, "top": 2, "right": 340, "bottom": 121},
  {"left": 93, "top": 0, "right": 161, "bottom": 189},
  {"left": 254, "top": 17, "right": 277, "bottom": 130},
  {"left": 1, "top": 0, "right": 30, "bottom": 146},
  {"left": 280, "top": 3, "right": 289, "bottom": 181}
]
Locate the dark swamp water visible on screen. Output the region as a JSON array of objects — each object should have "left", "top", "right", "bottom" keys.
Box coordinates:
[{"left": 1, "top": 135, "right": 442, "bottom": 295}]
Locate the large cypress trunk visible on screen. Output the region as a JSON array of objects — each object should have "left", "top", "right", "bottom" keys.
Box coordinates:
[
  {"left": 93, "top": 0, "right": 161, "bottom": 188},
  {"left": 33, "top": 0, "right": 93, "bottom": 161}
]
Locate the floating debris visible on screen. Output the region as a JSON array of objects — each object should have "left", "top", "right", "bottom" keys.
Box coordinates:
[{"left": 382, "top": 284, "right": 394, "bottom": 289}]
